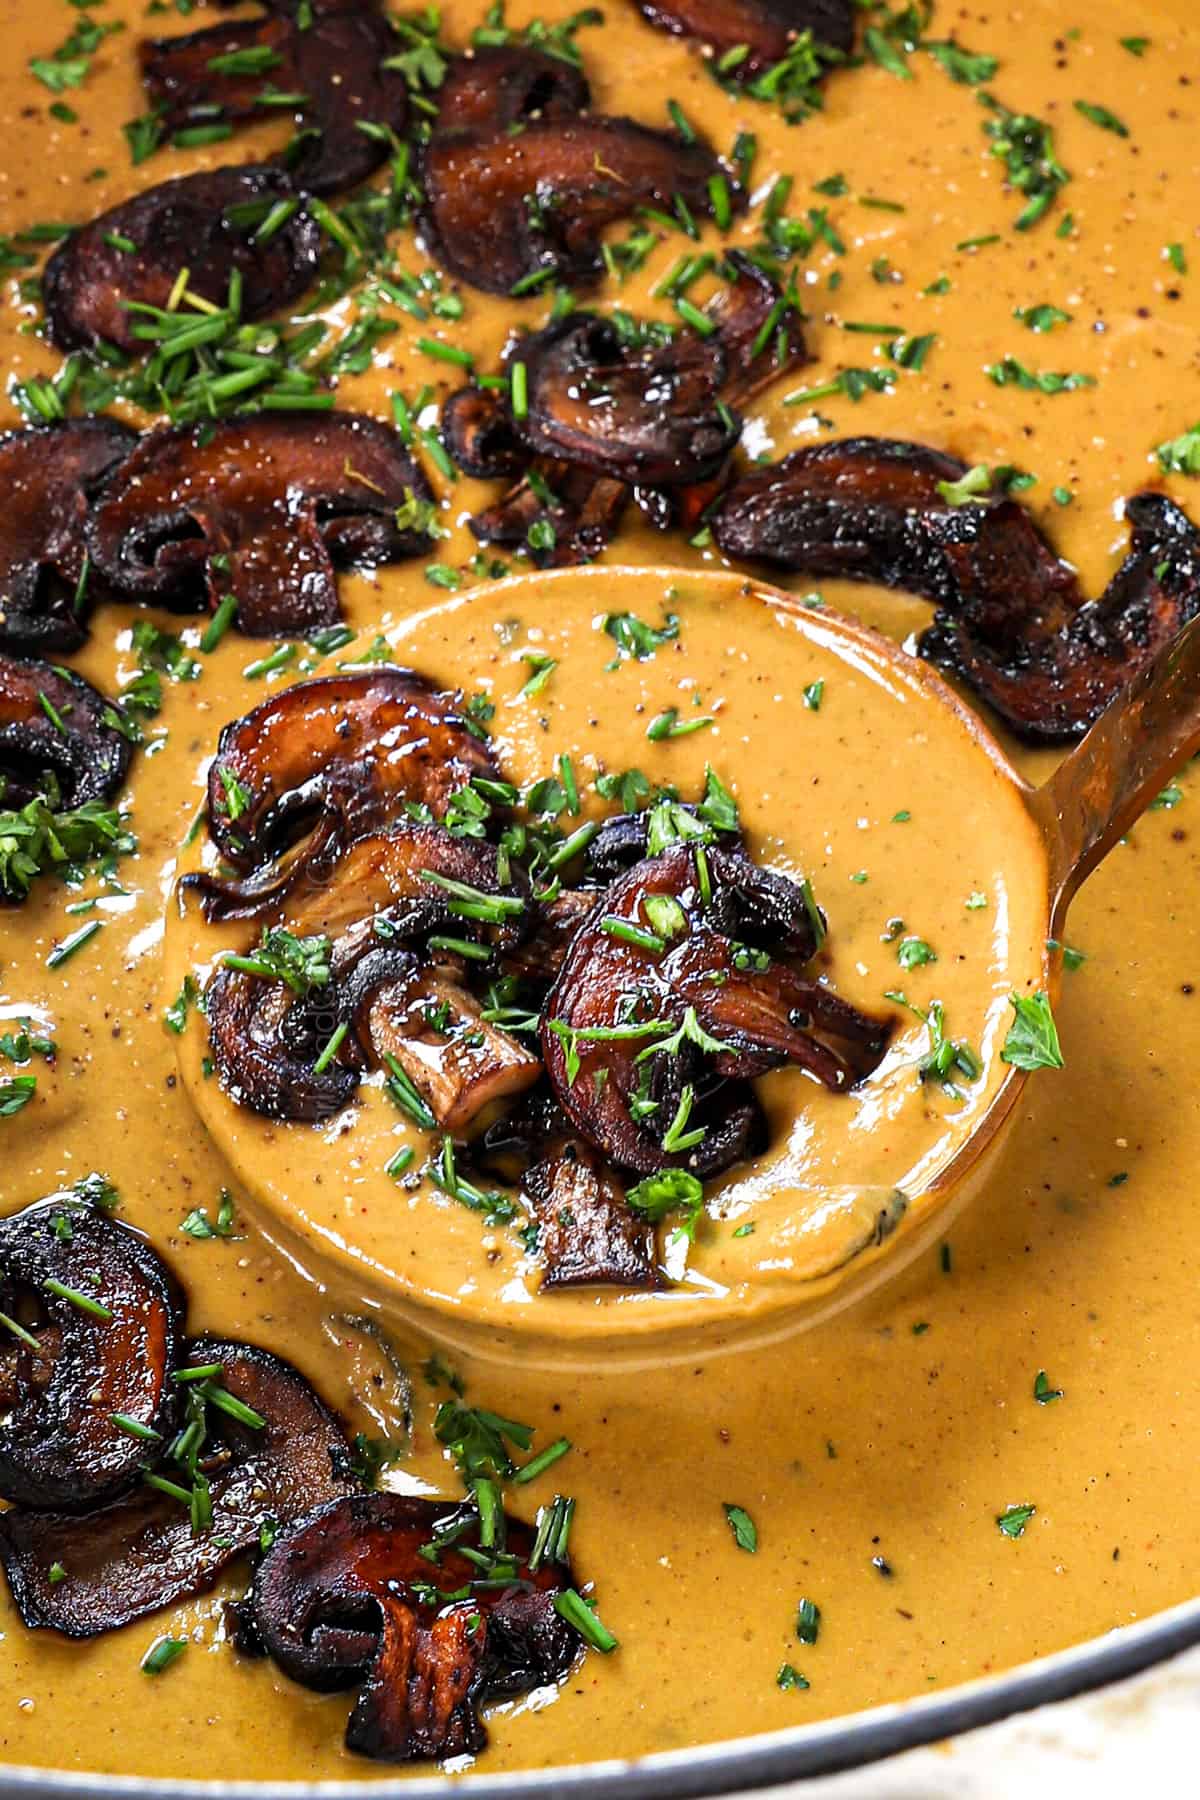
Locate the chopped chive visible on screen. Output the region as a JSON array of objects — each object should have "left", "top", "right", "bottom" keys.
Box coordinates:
[
  {"left": 554, "top": 1588, "right": 618, "bottom": 1653},
  {"left": 385, "top": 1144, "right": 415, "bottom": 1179},
  {"left": 141, "top": 1636, "right": 187, "bottom": 1675},
  {"left": 514, "top": 1436, "right": 572, "bottom": 1485},
  {"left": 312, "top": 1020, "right": 348, "bottom": 1074},
  {"left": 200, "top": 592, "right": 238, "bottom": 652},
  {"left": 46, "top": 920, "right": 104, "bottom": 968},
  {"left": 43, "top": 1278, "right": 112, "bottom": 1320},
  {"left": 172, "top": 1362, "right": 224, "bottom": 1383},
  {"left": 600, "top": 916, "right": 666, "bottom": 954},
  {"left": 111, "top": 1412, "right": 162, "bottom": 1441}
]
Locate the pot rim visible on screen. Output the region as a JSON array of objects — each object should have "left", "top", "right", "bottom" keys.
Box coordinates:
[{"left": 4, "top": 1591, "right": 1199, "bottom": 1799}]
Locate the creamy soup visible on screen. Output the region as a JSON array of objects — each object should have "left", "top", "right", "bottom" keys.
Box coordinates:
[{"left": 1, "top": 0, "right": 1200, "bottom": 1781}]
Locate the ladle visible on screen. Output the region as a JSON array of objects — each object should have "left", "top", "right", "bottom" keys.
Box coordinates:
[{"left": 172, "top": 567, "right": 1200, "bottom": 1371}]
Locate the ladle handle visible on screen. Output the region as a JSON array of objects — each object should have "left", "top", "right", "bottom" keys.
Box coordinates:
[{"left": 1030, "top": 607, "right": 1200, "bottom": 926}]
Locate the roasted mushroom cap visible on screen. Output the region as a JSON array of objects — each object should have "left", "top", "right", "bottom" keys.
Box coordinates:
[
  {"left": 0, "top": 422, "right": 137, "bottom": 654},
  {"left": 0, "top": 1198, "right": 184, "bottom": 1512},
  {"left": 435, "top": 44, "right": 590, "bottom": 132},
  {"left": 87, "top": 414, "right": 435, "bottom": 637},
  {"left": 200, "top": 668, "right": 500, "bottom": 877},
  {"left": 441, "top": 385, "right": 527, "bottom": 481},
  {"left": 42, "top": 166, "right": 321, "bottom": 354},
  {"left": 0, "top": 1337, "right": 358, "bottom": 1637},
  {"left": 526, "top": 1128, "right": 660, "bottom": 1289},
  {"left": 712, "top": 435, "right": 1200, "bottom": 741},
  {"left": 635, "top": 0, "right": 855, "bottom": 72},
  {"left": 141, "top": 4, "right": 409, "bottom": 195},
  {"left": 541, "top": 844, "right": 889, "bottom": 1176},
  {"left": 925, "top": 491, "right": 1200, "bottom": 742},
  {"left": 0, "top": 653, "right": 133, "bottom": 809},
  {"left": 207, "top": 823, "right": 538, "bottom": 1125},
  {"left": 708, "top": 252, "right": 808, "bottom": 405},
  {"left": 240, "top": 1492, "right": 580, "bottom": 1762},
  {"left": 470, "top": 461, "right": 629, "bottom": 567},
  {"left": 517, "top": 315, "right": 739, "bottom": 487},
  {"left": 421, "top": 116, "right": 739, "bottom": 296}
]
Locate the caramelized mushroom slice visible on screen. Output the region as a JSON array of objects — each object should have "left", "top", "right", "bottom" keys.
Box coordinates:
[
  {"left": 470, "top": 460, "right": 629, "bottom": 567},
  {"left": 141, "top": 4, "right": 408, "bottom": 194},
  {"left": 421, "top": 115, "right": 739, "bottom": 296},
  {"left": 240, "top": 1493, "right": 580, "bottom": 1762},
  {"left": 634, "top": 0, "right": 855, "bottom": 73},
  {"left": 0, "top": 653, "right": 132, "bottom": 808},
  {"left": 441, "top": 385, "right": 526, "bottom": 481},
  {"left": 0, "top": 421, "right": 137, "bottom": 654},
  {"left": 542, "top": 844, "right": 888, "bottom": 1175},
  {"left": 518, "top": 315, "right": 738, "bottom": 486},
  {"left": 709, "top": 253, "right": 808, "bottom": 405},
  {"left": 0, "top": 1337, "right": 358, "bottom": 1637},
  {"left": 206, "top": 961, "right": 359, "bottom": 1122},
  {"left": 88, "top": 414, "right": 435, "bottom": 637},
  {"left": 711, "top": 436, "right": 1077, "bottom": 610},
  {"left": 526, "top": 1134, "right": 660, "bottom": 1289},
  {"left": 200, "top": 674, "right": 499, "bottom": 879},
  {"left": 924, "top": 491, "right": 1200, "bottom": 742},
  {"left": 0, "top": 1198, "right": 183, "bottom": 1511},
  {"left": 42, "top": 166, "right": 321, "bottom": 353},
  {"left": 435, "top": 44, "right": 590, "bottom": 131}
]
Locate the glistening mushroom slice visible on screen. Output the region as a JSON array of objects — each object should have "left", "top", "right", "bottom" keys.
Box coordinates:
[
  {"left": 526, "top": 1134, "right": 660, "bottom": 1289},
  {"left": 923, "top": 491, "right": 1200, "bottom": 743},
  {"left": 542, "top": 844, "right": 888, "bottom": 1176},
  {"left": 709, "top": 253, "right": 808, "bottom": 405},
  {"left": 0, "top": 1337, "right": 358, "bottom": 1637},
  {"left": 140, "top": 5, "right": 409, "bottom": 195},
  {"left": 0, "top": 421, "right": 137, "bottom": 654},
  {"left": 470, "top": 460, "right": 629, "bottom": 567},
  {"left": 710, "top": 436, "right": 1078, "bottom": 611},
  {"left": 420, "top": 115, "right": 740, "bottom": 296},
  {"left": 0, "top": 1198, "right": 184, "bottom": 1512},
  {"left": 42, "top": 166, "right": 321, "bottom": 353},
  {"left": 633, "top": 0, "right": 855, "bottom": 73},
  {"left": 0, "top": 653, "right": 133, "bottom": 809},
  {"left": 441, "top": 385, "right": 526, "bottom": 481},
  {"left": 434, "top": 44, "right": 590, "bottom": 132},
  {"left": 199, "top": 670, "right": 500, "bottom": 876},
  {"left": 87, "top": 414, "right": 435, "bottom": 637},
  {"left": 518, "top": 314, "right": 739, "bottom": 487},
  {"left": 240, "top": 1493, "right": 580, "bottom": 1763}
]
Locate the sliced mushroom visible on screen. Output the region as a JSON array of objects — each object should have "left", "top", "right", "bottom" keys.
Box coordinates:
[
  {"left": 0, "top": 1337, "right": 358, "bottom": 1637},
  {"left": 583, "top": 807, "right": 740, "bottom": 886},
  {"left": 470, "top": 460, "right": 630, "bottom": 567},
  {"left": 712, "top": 436, "right": 1200, "bottom": 741},
  {"left": 421, "top": 115, "right": 740, "bottom": 296},
  {"left": 206, "top": 960, "right": 359, "bottom": 1122},
  {"left": 441, "top": 386, "right": 527, "bottom": 481},
  {"left": 140, "top": 3, "right": 408, "bottom": 195},
  {"left": 0, "top": 652, "right": 133, "bottom": 809},
  {"left": 517, "top": 314, "right": 739, "bottom": 487},
  {"left": 199, "top": 673, "right": 500, "bottom": 882},
  {"left": 0, "top": 421, "right": 137, "bottom": 654},
  {"left": 526, "top": 1133, "right": 660, "bottom": 1289},
  {"left": 240, "top": 1492, "right": 580, "bottom": 1762},
  {"left": 709, "top": 252, "right": 808, "bottom": 406},
  {"left": 541, "top": 844, "right": 888, "bottom": 1175},
  {"left": 924, "top": 491, "right": 1200, "bottom": 742},
  {"left": 435, "top": 44, "right": 590, "bottom": 132},
  {"left": 42, "top": 166, "right": 321, "bottom": 353},
  {"left": 0, "top": 1198, "right": 183, "bottom": 1512},
  {"left": 87, "top": 414, "right": 435, "bottom": 637},
  {"left": 634, "top": 0, "right": 855, "bottom": 73}
]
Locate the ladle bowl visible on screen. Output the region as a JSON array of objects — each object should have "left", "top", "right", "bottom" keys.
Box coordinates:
[{"left": 169, "top": 566, "right": 1200, "bottom": 1370}]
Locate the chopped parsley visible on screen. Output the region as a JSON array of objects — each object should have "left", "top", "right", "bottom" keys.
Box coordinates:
[
  {"left": 1001, "top": 992, "right": 1064, "bottom": 1071},
  {"left": 723, "top": 1503, "right": 758, "bottom": 1553}
]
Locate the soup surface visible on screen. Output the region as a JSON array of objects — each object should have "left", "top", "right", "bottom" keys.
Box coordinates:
[{"left": 1, "top": 0, "right": 1199, "bottom": 1780}]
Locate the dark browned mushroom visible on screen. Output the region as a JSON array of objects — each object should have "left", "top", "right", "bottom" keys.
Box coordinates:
[
  {"left": 526, "top": 1131, "right": 660, "bottom": 1289},
  {"left": 141, "top": 3, "right": 409, "bottom": 195},
  {"left": 198, "top": 668, "right": 500, "bottom": 883},
  {"left": 541, "top": 844, "right": 889, "bottom": 1176},
  {"left": 470, "top": 460, "right": 629, "bottom": 567},
  {"left": 0, "top": 1337, "right": 358, "bottom": 1637},
  {"left": 0, "top": 652, "right": 133, "bottom": 809},
  {"left": 711, "top": 436, "right": 1200, "bottom": 741},
  {"left": 239, "top": 1492, "right": 580, "bottom": 1762},
  {"left": 206, "top": 824, "right": 538, "bottom": 1125},
  {"left": 420, "top": 115, "right": 740, "bottom": 296},
  {"left": 441, "top": 385, "right": 527, "bottom": 481},
  {"left": 42, "top": 166, "right": 321, "bottom": 354},
  {"left": 634, "top": 0, "right": 855, "bottom": 74},
  {"left": 708, "top": 252, "right": 808, "bottom": 405},
  {"left": 516, "top": 314, "right": 739, "bottom": 487},
  {"left": 0, "top": 421, "right": 137, "bottom": 654},
  {"left": 434, "top": 44, "right": 590, "bottom": 132},
  {"left": 924, "top": 491, "right": 1200, "bottom": 742},
  {"left": 0, "top": 1197, "right": 183, "bottom": 1512},
  {"left": 87, "top": 414, "right": 435, "bottom": 637}
]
